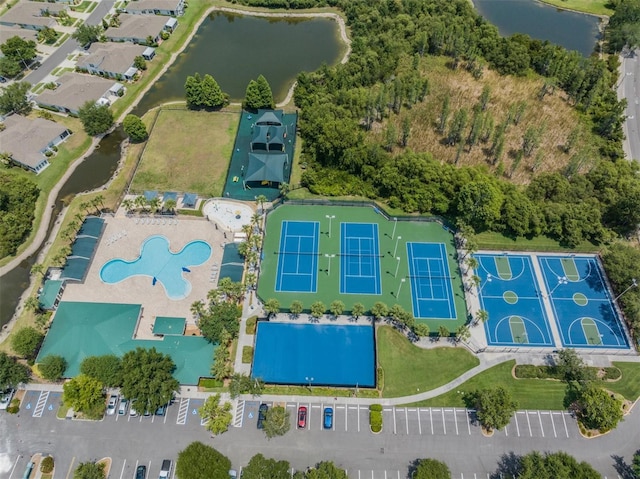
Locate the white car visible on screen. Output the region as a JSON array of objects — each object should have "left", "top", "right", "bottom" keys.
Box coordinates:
[
  {"left": 129, "top": 406, "right": 138, "bottom": 417},
  {"left": 0, "top": 389, "right": 15, "bottom": 410},
  {"left": 106, "top": 395, "right": 118, "bottom": 415}
]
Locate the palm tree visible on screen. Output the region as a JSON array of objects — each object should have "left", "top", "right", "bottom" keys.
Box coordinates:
[
  {"left": 475, "top": 309, "right": 489, "bottom": 326},
  {"left": 237, "top": 241, "right": 250, "bottom": 258},
  {"left": 94, "top": 194, "right": 105, "bottom": 210},
  {"left": 24, "top": 296, "right": 41, "bottom": 314},
  {"left": 30, "top": 263, "right": 45, "bottom": 278},
  {"left": 279, "top": 182, "right": 290, "bottom": 198},
  {"left": 52, "top": 253, "right": 67, "bottom": 267},
  {"left": 135, "top": 195, "right": 147, "bottom": 212},
  {"left": 80, "top": 201, "right": 92, "bottom": 215},
  {"left": 244, "top": 272, "right": 256, "bottom": 290},
  {"left": 255, "top": 194, "right": 267, "bottom": 214},
  {"left": 351, "top": 302, "right": 365, "bottom": 321},
  {"left": 190, "top": 300, "right": 205, "bottom": 319},
  {"left": 465, "top": 256, "right": 479, "bottom": 274},
  {"left": 264, "top": 298, "right": 280, "bottom": 318},
  {"left": 148, "top": 197, "right": 161, "bottom": 213},
  {"left": 122, "top": 198, "right": 134, "bottom": 214},
  {"left": 251, "top": 213, "right": 261, "bottom": 233},
  {"left": 74, "top": 213, "right": 85, "bottom": 223},
  {"left": 164, "top": 199, "right": 177, "bottom": 214},
  {"left": 90, "top": 197, "right": 101, "bottom": 215},
  {"left": 241, "top": 224, "right": 253, "bottom": 241}
]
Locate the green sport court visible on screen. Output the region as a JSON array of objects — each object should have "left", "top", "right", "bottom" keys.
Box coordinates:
[
  {"left": 36, "top": 302, "right": 215, "bottom": 384},
  {"left": 257, "top": 204, "right": 467, "bottom": 329}
]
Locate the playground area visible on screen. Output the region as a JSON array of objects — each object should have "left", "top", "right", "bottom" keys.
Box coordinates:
[{"left": 257, "top": 203, "right": 467, "bottom": 330}]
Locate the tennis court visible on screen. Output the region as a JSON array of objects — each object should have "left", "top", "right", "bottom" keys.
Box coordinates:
[
  {"left": 340, "top": 222, "right": 381, "bottom": 295},
  {"left": 475, "top": 253, "right": 553, "bottom": 347},
  {"left": 407, "top": 242, "right": 456, "bottom": 319},
  {"left": 538, "top": 255, "right": 629, "bottom": 349},
  {"left": 252, "top": 322, "right": 376, "bottom": 387},
  {"left": 275, "top": 220, "right": 320, "bottom": 293}
]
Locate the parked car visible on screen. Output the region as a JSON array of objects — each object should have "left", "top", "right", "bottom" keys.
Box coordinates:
[
  {"left": 158, "top": 460, "right": 171, "bottom": 479},
  {"left": 228, "top": 470, "right": 238, "bottom": 479},
  {"left": 297, "top": 406, "right": 307, "bottom": 429},
  {"left": 135, "top": 465, "right": 147, "bottom": 479},
  {"left": 118, "top": 398, "right": 128, "bottom": 415},
  {"left": 257, "top": 403, "right": 268, "bottom": 429},
  {"left": 155, "top": 404, "right": 166, "bottom": 416},
  {"left": 129, "top": 406, "right": 138, "bottom": 417},
  {"left": 106, "top": 395, "right": 118, "bottom": 415},
  {"left": 0, "top": 389, "right": 15, "bottom": 410},
  {"left": 323, "top": 407, "right": 333, "bottom": 430}
]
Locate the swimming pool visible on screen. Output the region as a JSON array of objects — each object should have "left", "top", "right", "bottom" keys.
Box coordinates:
[{"left": 100, "top": 235, "right": 211, "bottom": 300}]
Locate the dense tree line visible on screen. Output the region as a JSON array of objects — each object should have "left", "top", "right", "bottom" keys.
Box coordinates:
[
  {"left": 0, "top": 173, "right": 39, "bottom": 259},
  {"left": 238, "top": 0, "right": 635, "bottom": 247},
  {"left": 606, "top": 0, "right": 640, "bottom": 52}
]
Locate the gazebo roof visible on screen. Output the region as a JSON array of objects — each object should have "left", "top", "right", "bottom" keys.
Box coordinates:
[
  {"left": 245, "top": 153, "right": 287, "bottom": 184},
  {"left": 144, "top": 190, "right": 159, "bottom": 201},
  {"left": 182, "top": 193, "right": 197, "bottom": 207},
  {"left": 163, "top": 191, "right": 177, "bottom": 202},
  {"left": 255, "top": 110, "right": 282, "bottom": 126}
]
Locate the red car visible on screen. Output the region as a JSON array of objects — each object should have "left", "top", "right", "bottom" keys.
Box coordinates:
[{"left": 297, "top": 406, "right": 307, "bottom": 429}]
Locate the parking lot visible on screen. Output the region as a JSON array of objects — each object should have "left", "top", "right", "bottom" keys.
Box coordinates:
[{"left": 237, "top": 400, "right": 578, "bottom": 439}]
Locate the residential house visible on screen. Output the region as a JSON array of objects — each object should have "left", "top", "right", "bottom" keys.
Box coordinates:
[
  {"left": 125, "top": 0, "right": 185, "bottom": 16},
  {"left": 0, "top": 0, "right": 68, "bottom": 30},
  {"left": 77, "top": 42, "right": 154, "bottom": 81},
  {"left": 104, "top": 14, "right": 175, "bottom": 45},
  {"left": 36, "top": 72, "right": 122, "bottom": 115},
  {"left": 0, "top": 25, "right": 38, "bottom": 45},
  {"left": 0, "top": 114, "right": 71, "bottom": 174}
]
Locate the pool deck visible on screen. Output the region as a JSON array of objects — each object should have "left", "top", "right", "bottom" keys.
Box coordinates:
[{"left": 61, "top": 215, "right": 246, "bottom": 339}]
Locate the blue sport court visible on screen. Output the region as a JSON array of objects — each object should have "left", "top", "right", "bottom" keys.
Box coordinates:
[
  {"left": 252, "top": 322, "right": 376, "bottom": 387},
  {"left": 275, "top": 221, "right": 319, "bottom": 293},
  {"left": 406, "top": 242, "right": 457, "bottom": 319},
  {"left": 475, "top": 254, "right": 553, "bottom": 347},
  {"left": 538, "top": 256, "right": 629, "bottom": 349},
  {"left": 340, "top": 223, "right": 382, "bottom": 295}
]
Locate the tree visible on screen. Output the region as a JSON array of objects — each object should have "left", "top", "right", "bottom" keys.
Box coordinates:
[
  {"left": 185, "top": 73, "right": 203, "bottom": 108},
  {"left": 11, "top": 327, "right": 43, "bottom": 359},
  {"left": 122, "top": 114, "right": 148, "bottom": 142},
  {"left": 120, "top": 347, "right": 179, "bottom": 413},
  {"left": 198, "top": 393, "right": 232, "bottom": 436},
  {"left": 1, "top": 36, "right": 37, "bottom": 67},
  {"left": 72, "top": 24, "right": 102, "bottom": 47},
  {"left": 370, "top": 302, "right": 388, "bottom": 321},
  {"left": 198, "top": 301, "right": 242, "bottom": 343},
  {"left": 438, "top": 325, "right": 450, "bottom": 340},
  {"left": 175, "top": 442, "right": 231, "bottom": 479},
  {"left": 305, "top": 462, "right": 347, "bottom": 479},
  {"left": 0, "top": 352, "right": 30, "bottom": 390},
  {"left": 413, "top": 458, "right": 451, "bottom": 479},
  {"left": 478, "top": 85, "right": 491, "bottom": 111},
  {"left": 632, "top": 450, "right": 640, "bottom": 478},
  {"left": 256, "top": 74, "right": 275, "bottom": 109},
  {"left": 63, "top": 374, "right": 104, "bottom": 417},
  {"left": 264, "top": 298, "right": 281, "bottom": 318},
  {"left": 74, "top": 461, "right": 105, "bottom": 479},
  {"left": 351, "top": 302, "right": 365, "bottom": 321},
  {"left": 413, "top": 323, "right": 430, "bottom": 337},
  {"left": 228, "top": 373, "right": 264, "bottom": 399},
  {"left": 38, "top": 355, "right": 67, "bottom": 381},
  {"left": 0, "top": 57, "right": 22, "bottom": 78},
  {"left": 509, "top": 451, "right": 600, "bottom": 479},
  {"left": 555, "top": 348, "right": 595, "bottom": 383},
  {"left": 468, "top": 386, "right": 518, "bottom": 431},
  {"left": 0, "top": 82, "right": 32, "bottom": 115},
  {"left": 474, "top": 310, "right": 488, "bottom": 325},
  {"left": 575, "top": 382, "right": 623, "bottom": 432},
  {"left": 289, "top": 300, "right": 303, "bottom": 318},
  {"left": 78, "top": 101, "right": 114, "bottom": 136},
  {"left": 457, "top": 180, "right": 504, "bottom": 231},
  {"left": 244, "top": 79, "right": 262, "bottom": 110},
  {"left": 329, "top": 300, "right": 345, "bottom": 317},
  {"left": 133, "top": 55, "right": 146, "bottom": 71},
  {"left": 446, "top": 108, "right": 468, "bottom": 146},
  {"left": 200, "top": 74, "right": 225, "bottom": 108},
  {"left": 437, "top": 93, "right": 450, "bottom": 134},
  {"left": 37, "top": 27, "right": 58, "bottom": 44},
  {"left": 263, "top": 405, "right": 290, "bottom": 438},
  {"left": 309, "top": 301, "right": 326, "bottom": 320},
  {"left": 400, "top": 115, "right": 411, "bottom": 147},
  {"left": 80, "top": 355, "right": 122, "bottom": 387},
  {"left": 455, "top": 324, "right": 470, "bottom": 343},
  {"left": 242, "top": 454, "right": 290, "bottom": 479},
  {"left": 522, "top": 125, "right": 542, "bottom": 157}
]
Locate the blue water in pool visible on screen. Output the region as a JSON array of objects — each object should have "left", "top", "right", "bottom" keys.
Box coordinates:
[{"left": 100, "top": 235, "right": 211, "bottom": 300}]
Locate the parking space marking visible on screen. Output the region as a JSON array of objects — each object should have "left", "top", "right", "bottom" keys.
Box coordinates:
[
  {"left": 537, "top": 411, "right": 545, "bottom": 437},
  {"left": 429, "top": 408, "right": 434, "bottom": 435},
  {"left": 548, "top": 411, "right": 557, "bottom": 437},
  {"left": 345, "top": 403, "right": 348, "bottom": 431},
  {"left": 392, "top": 408, "right": 397, "bottom": 435},
  {"left": 561, "top": 412, "right": 569, "bottom": 437},
  {"left": 32, "top": 391, "right": 49, "bottom": 418},
  {"left": 176, "top": 398, "right": 189, "bottom": 425},
  {"left": 405, "top": 408, "right": 409, "bottom": 435},
  {"left": 465, "top": 410, "right": 471, "bottom": 435},
  {"left": 525, "top": 411, "right": 533, "bottom": 437},
  {"left": 357, "top": 404, "right": 360, "bottom": 432},
  {"left": 417, "top": 408, "right": 422, "bottom": 435},
  {"left": 514, "top": 413, "right": 521, "bottom": 437},
  {"left": 119, "top": 459, "right": 126, "bottom": 479},
  {"left": 452, "top": 409, "right": 459, "bottom": 435},
  {"left": 441, "top": 409, "right": 446, "bottom": 435}
]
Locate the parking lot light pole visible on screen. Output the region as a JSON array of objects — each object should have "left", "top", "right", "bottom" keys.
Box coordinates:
[
  {"left": 615, "top": 278, "right": 638, "bottom": 301},
  {"left": 393, "top": 236, "right": 402, "bottom": 257},
  {"left": 326, "top": 215, "right": 335, "bottom": 238}
]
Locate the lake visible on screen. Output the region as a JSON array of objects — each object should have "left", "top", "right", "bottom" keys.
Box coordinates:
[
  {"left": 133, "top": 12, "right": 342, "bottom": 114},
  {"left": 473, "top": 0, "right": 601, "bottom": 56}
]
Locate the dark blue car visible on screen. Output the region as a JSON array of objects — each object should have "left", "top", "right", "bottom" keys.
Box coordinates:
[{"left": 323, "top": 407, "right": 333, "bottom": 430}]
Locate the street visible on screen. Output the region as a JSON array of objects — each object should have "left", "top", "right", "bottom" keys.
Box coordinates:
[
  {"left": 1, "top": 391, "right": 639, "bottom": 478},
  {"left": 618, "top": 48, "right": 640, "bottom": 161}
]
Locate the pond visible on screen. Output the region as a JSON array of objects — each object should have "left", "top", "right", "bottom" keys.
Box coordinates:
[
  {"left": 473, "top": 0, "right": 601, "bottom": 57},
  {"left": 133, "top": 12, "right": 343, "bottom": 114}
]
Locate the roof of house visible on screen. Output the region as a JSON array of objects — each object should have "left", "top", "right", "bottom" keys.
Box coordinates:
[
  {"left": 0, "top": 114, "right": 68, "bottom": 168},
  {"left": 0, "top": 25, "right": 38, "bottom": 44},
  {"left": 77, "top": 42, "right": 147, "bottom": 75},
  {"left": 126, "top": 0, "right": 181, "bottom": 12},
  {"left": 105, "top": 14, "right": 168, "bottom": 40},
  {"left": 36, "top": 72, "right": 116, "bottom": 112},
  {"left": 0, "top": 1, "right": 66, "bottom": 27}
]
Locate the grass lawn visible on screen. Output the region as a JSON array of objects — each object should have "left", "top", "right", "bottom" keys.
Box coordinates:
[
  {"left": 264, "top": 384, "right": 379, "bottom": 398},
  {"left": 538, "top": 0, "right": 613, "bottom": 16},
  {"left": 242, "top": 346, "right": 253, "bottom": 364},
  {"left": 245, "top": 316, "right": 257, "bottom": 335},
  {"left": 408, "top": 360, "right": 567, "bottom": 410},
  {"left": 475, "top": 231, "right": 599, "bottom": 253},
  {"left": 130, "top": 108, "right": 238, "bottom": 196},
  {"left": 377, "top": 326, "right": 479, "bottom": 397},
  {"left": 606, "top": 362, "right": 640, "bottom": 401}
]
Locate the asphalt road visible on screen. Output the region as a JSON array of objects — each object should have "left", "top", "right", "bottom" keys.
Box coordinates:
[
  {"left": 23, "top": 0, "right": 116, "bottom": 86},
  {"left": 1, "top": 395, "right": 639, "bottom": 478},
  {"left": 619, "top": 48, "right": 640, "bottom": 161}
]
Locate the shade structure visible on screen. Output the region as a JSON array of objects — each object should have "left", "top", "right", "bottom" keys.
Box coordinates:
[
  {"left": 182, "top": 193, "right": 197, "bottom": 207},
  {"left": 251, "top": 125, "right": 285, "bottom": 152},
  {"left": 245, "top": 153, "right": 287, "bottom": 184},
  {"left": 255, "top": 110, "right": 283, "bottom": 126}
]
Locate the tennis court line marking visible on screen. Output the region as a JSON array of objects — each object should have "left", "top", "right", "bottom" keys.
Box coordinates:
[
  {"left": 274, "top": 220, "right": 319, "bottom": 293},
  {"left": 339, "top": 222, "right": 382, "bottom": 295}
]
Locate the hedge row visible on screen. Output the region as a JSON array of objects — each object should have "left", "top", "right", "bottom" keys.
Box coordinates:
[{"left": 369, "top": 404, "right": 382, "bottom": 433}]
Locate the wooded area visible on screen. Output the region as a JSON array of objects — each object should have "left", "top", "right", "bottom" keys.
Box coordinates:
[{"left": 0, "top": 172, "right": 39, "bottom": 258}]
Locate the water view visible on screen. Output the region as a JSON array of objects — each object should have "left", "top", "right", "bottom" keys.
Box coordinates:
[
  {"left": 473, "top": 0, "right": 600, "bottom": 56},
  {"left": 133, "top": 12, "right": 342, "bottom": 114}
]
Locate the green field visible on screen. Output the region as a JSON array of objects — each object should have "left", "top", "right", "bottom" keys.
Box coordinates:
[
  {"left": 130, "top": 108, "right": 239, "bottom": 196},
  {"left": 257, "top": 203, "right": 468, "bottom": 330},
  {"left": 538, "top": 0, "right": 613, "bottom": 16},
  {"left": 377, "top": 326, "right": 479, "bottom": 397}
]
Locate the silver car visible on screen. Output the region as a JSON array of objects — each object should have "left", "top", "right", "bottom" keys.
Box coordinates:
[{"left": 106, "top": 394, "right": 118, "bottom": 415}]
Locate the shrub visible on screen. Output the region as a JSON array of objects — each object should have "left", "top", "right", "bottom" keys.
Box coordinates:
[
  {"left": 41, "top": 456, "right": 54, "bottom": 473},
  {"left": 7, "top": 399, "right": 20, "bottom": 414},
  {"left": 245, "top": 316, "right": 257, "bottom": 335},
  {"left": 369, "top": 404, "right": 383, "bottom": 433},
  {"left": 602, "top": 367, "right": 621, "bottom": 381}
]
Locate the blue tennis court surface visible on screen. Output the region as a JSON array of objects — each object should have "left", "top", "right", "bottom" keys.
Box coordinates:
[
  {"left": 252, "top": 322, "right": 376, "bottom": 387},
  {"left": 275, "top": 221, "right": 319, "bottom": 293},
  {"left": 538, "top": 256, "right": 629, "bottom": 349},
  {"left": 340, "top": 223, "right": 381, "bottom": 295},
  {"left": 406, "top": 242, "right": 456, "bottom": 319},
  {"left": 476, "top": 254, "right": 553, "bottom": 347}
]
